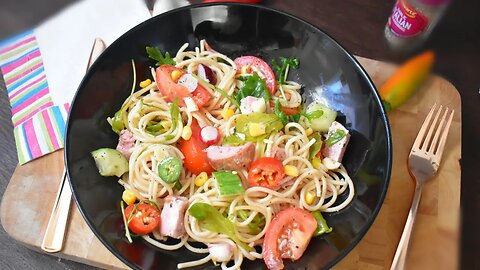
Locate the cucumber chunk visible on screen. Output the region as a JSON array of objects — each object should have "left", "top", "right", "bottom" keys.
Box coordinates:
[
  {"left": 306, "top": 102, "right": 337, "bottom": 133},
  {"left": 91, "top": 148, "right": 129, "bottom": 177}
]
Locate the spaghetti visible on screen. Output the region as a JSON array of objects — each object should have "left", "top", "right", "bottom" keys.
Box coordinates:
[{"left": 105, "top": 40, "right": 354, "bottom": 269}]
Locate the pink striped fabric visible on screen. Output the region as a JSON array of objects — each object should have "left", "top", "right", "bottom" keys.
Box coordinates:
[{"left": 1, "top": 30, "right": 70, "bottom": 164}]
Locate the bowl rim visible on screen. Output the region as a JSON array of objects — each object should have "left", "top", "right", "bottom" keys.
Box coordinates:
[{"left": 65, "top": 3, "right": 392, "bottom": 270}]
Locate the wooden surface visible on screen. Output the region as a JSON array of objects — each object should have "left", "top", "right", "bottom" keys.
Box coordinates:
[{"left": 0, "top": 56, "right": 461, "bottom": 269}]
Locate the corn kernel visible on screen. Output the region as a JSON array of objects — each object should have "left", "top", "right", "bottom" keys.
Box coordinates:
[
  {"left": 306, "top": 128, "right": 314, "bottom": 136},
  {"left": 195, "top": 172, "right": 208, "bottom": 187},
  {"left": 221, "top": 108, "right": 235, "bottom": 120},
  {"left": 139, "top": 79, "right": 152, "bottom": 88},
  {"left": 171, "top": 70, "right": 183, "bottom": 81},
  {"left": 240, "top": 65, "right": 251, "bottom": 74},
  {"left": 181, "top": 125, "right": 192, "bottom": 140},
  {"left": 312, "top": 157, "right": 322, "bottom": 169},
  {"left": 305, "top": 192, "right": 315, "bottom": 205},
  {"left": 249, "top": 123, "right": 266, "bottom": 137},
  {"left": 284, "top": 165, "right": 299, "bottom": 177},
  {"left": 122, "top": 190, "right": 137, "bottom": 205}
]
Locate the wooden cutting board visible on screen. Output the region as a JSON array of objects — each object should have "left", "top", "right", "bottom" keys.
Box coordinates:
[{"left": 0, "top": 56, "right": 461, "bottom": 270}]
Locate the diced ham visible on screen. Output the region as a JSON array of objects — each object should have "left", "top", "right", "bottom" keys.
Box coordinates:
[
  {"left": 116, "top": 130, "right": 135, "bottom": 159},
  {"left": 321, "top": 121, "right": 350, "bottom": 163},
  {"left": 205, "top": 142, "right": 255, "bottom": 171},
  {"left": 240, "top": 96, "right": 266, "bottom": 114},
  {"left": 160, "top": 195, "right": 189, "bottom": 239},
  {"left": 208, "top": 243, "right": 234, "bottom": 262}
]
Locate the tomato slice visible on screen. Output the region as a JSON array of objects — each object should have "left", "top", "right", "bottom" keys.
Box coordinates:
[
  {"left": 124, "top": 203, "right": 160, "bottom": 235},
  {"left": 263, "top": 208, "right": 317, "bottom": 270},
  {"left": 248, "top": 157, "right": 285, "bottom": 189},
  {"left": 191, "top": 84, "right": 211, "bottom": 107},
  {"left": 179, "top": 120, "right": 214, "bottom": 175},
  {"left": 155, "top": 65, "right": 211, "bottom": 107},
  {"left": 234, "top": 56, "right": 277, "bottom": 94}
]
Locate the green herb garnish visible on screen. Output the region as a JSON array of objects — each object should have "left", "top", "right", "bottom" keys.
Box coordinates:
[
  {"left": 325, "top": 129, "right": 347, "bottom": 146},
  {"left": 146, "top": 46, "right": 175, "bottom": 66},
  {"left": 272, "top": 57, "right": 300, "bottom": 85},
  {"left": 235, "top": 72, "right": 271, "bottom": 104}
]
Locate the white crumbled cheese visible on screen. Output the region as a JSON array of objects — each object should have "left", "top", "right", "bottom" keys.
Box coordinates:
[
  {"left": 177, "top": 73, "right": 198, "bottom": 93},
  {"left": 240, "top": 96, "right": 266, "bottom": 114},
  {"left": 236, "top": 133, "right": 246, "bottom": 140},
  {"left": 184, "top": 97, "right": 198, "bottom": 112},
  {"left": 263, "top": 139, "right": 274, "bottom": 144},
  {"left": 322, "top": 157, "right": 341, "bottom": 170},
  {"left": 208, "top": 243, "right": 233, "bottom": 263}
]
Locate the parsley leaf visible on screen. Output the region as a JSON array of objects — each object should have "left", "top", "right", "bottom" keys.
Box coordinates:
[
  {"left": 146, "top": 46, "right": 175, "bottom": 66},
  {"left": 235, "top": 72, "right": 271, "bottom": 104}
]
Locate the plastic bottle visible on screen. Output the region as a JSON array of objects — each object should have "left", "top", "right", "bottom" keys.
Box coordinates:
[{"left": 384, "top": 0, "right": 451, "bottom": 53}]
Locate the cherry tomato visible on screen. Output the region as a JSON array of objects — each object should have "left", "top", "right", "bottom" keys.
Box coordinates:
[
  {"left": 124, "top": 203, "right": 160, "bottom": 235},
  {"left": 263, "top": 208, "right": 317, "bottom": 270},
  {"left": 179, "top": 120, "right": 214, "bottom": 175},
  {"left": 203, "top": 0, "right": 261, "bottom": 3},
  {"left": 248, "top": 157, "right": 285, "bottom": 189},
  {"left": 234, "top": 56, "right": 277, "bottom": 94},
  {"left": 155, "top": 65, "right": 211, "bottom": 107}
]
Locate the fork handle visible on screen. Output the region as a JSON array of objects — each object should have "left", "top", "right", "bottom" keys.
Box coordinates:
[
  {"left": 41, "top": 171, "right": 72, "bottom": 252},
  {"left": 390, "top": 183, "right": 424, "bottom": 270}
]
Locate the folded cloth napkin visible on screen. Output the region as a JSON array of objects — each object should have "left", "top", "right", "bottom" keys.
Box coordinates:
[{"left": 0, "top": 0, "right": 189, "bottom": 164}]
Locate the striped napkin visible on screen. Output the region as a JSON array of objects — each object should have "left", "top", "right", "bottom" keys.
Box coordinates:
[{"left": 0, "top": 0, "right": 188, "bottom": 164}]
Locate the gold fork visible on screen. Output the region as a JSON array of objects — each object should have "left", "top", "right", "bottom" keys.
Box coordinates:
[
  {"left": 390, "top": 104, "right": 454, "bottom": 270},
  {"left": 41, "top": 38, "right": 106, "bottom": 253}
]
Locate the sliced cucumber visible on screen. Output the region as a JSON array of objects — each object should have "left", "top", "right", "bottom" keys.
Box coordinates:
[
  {"left": 306, "top": 102, "right": 337, "bottom": 133},
  {"left": 91, "top": 148, "right": 129, "bottom": 177}
]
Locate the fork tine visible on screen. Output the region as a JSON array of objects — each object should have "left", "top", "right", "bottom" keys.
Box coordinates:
[
  {"left": 434, "top": 108, "right": 454, "bottom": 159},
  {"left": 428, "top": 107, "right": 449, "bottom": 154},
  {"left": 421, "top": 105, "right": 443, "bottom": 151},
  {"left": 412, "top": 103, "right": 437, "bottom": 150}
]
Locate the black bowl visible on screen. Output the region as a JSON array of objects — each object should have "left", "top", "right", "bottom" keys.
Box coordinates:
[{"left": 65, "top": 3, "right": 391, "bottom": 270}]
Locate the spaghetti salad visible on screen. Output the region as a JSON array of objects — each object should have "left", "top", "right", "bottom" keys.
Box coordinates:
[{"left": 91, "top": 40, "right": 354, "bottom": 270}]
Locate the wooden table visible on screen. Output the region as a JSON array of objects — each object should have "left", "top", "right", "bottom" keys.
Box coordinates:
[{"left": 0, "top": 0, "right": 479, "bottom": 269}]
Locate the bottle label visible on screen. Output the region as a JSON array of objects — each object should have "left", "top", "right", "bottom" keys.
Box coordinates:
[{"left": 387, "top": 0, "right": 429, "bottom": 37}]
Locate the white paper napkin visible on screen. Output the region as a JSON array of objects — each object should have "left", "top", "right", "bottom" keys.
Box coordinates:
[{"left": 0, "top": 0, "right": 189, "bottom": 164}]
